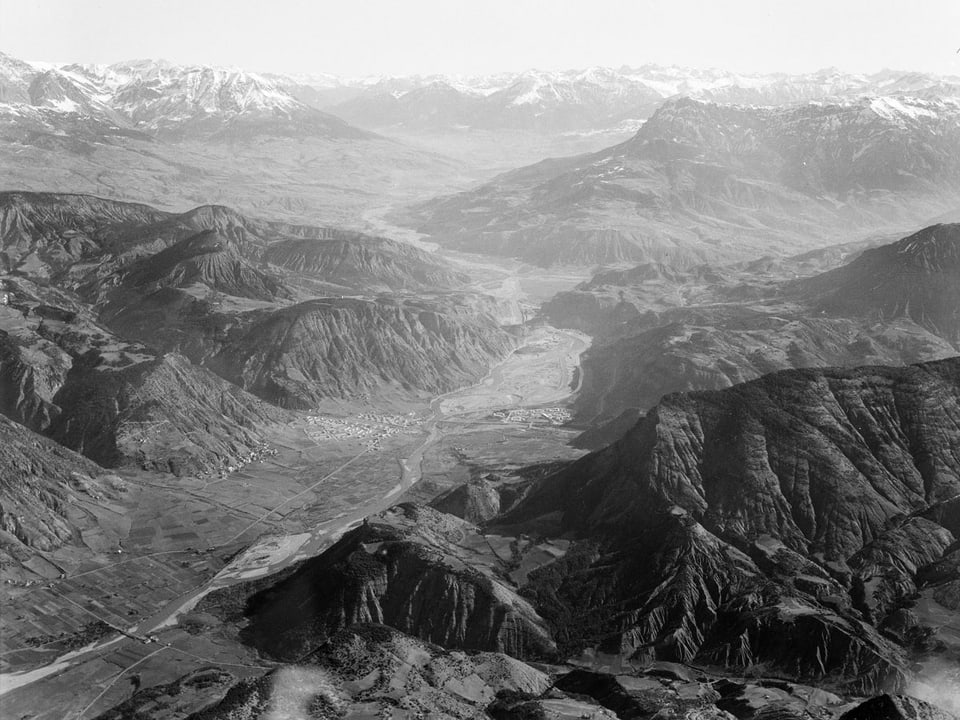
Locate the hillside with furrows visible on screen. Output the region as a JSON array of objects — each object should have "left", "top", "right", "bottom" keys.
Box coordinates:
[
  {"left": 263, "top": 234, "right": 467, "bottom": 291},
  {"left": 483, "top": 358, "right": 960, "bottom": 691},
  {"left": 204, "top": 297, "right": 515, "bottom": 408},
  {"left": 0, "top": 193, "right": 511, "bottom": 419},
  {"left": 0, "top": 291, "right": 289, "bottom": 479}
]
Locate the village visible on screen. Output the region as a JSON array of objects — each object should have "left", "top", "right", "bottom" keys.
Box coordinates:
[
  {"left": 491, "top": 406, "right": 572, "bottom": 425},
  {"left": 195, "top": 441, "right": 278, "bottom": 481},
  {"left": 304, "top": 411, "right": 425, "bottom": 448}
]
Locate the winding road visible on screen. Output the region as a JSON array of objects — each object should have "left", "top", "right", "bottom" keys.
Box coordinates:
[{"left": 0, "top": 243, "right": 591, "bottom": 719}]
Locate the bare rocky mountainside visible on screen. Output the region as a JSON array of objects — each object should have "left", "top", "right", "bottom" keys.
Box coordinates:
[
  {"left": 488, "top": 359, "right": 960, "bottom": 692},
  {"left": 543, "top": 224, "right": 960, "bottom": 440},
  {"left": 402, "top": 96, "right": 960, "bottom": 266},
  {"left": 0, "top": 413, "right": 122, "bottom": 554},
  {"left": 4, "top": 52, "right": 960, "bottom": 226}
]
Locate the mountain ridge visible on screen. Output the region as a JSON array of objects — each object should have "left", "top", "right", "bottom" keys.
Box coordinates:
[{"left": 404, "top": 96, "right": 960, "bottom": 267}]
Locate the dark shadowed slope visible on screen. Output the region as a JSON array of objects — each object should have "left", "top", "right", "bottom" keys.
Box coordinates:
[{"left": 237, "top": 504, "right": 556, "bottom": 662}]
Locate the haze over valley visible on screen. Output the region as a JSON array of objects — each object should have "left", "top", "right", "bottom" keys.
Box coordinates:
[{"left": 1, "top": 3, "right": 960, "bottom": 718}]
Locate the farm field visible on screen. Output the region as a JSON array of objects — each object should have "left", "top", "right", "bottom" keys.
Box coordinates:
[{"left": 0, "top": 316, "right": 590, "bottom": 718}]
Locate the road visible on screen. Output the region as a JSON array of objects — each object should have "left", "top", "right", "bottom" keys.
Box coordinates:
[
  {"left": 0, "top": 247, "right": 591, "bottom": 716},
  {"left": 0, "top": 321, "right": 590, "bottom": 711}
]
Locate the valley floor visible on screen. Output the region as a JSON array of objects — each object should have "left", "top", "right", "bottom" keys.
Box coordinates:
[{"left": 0, "top": 314, "right": 591, "bottom": 719}]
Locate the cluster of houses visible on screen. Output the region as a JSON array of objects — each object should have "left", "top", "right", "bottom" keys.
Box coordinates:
[
  {"left": 194, "top": 442, "right": 278, "bottom": 481},
  {"left": 491, "top": 407, "right": 572, "bottom": 425},
  {"left": 305, "top": 412, "right": 423, "bottom": 448}
]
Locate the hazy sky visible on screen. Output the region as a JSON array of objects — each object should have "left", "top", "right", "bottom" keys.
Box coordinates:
[{"left": 1, "top": 0, "right": 958, "bottom": 77}]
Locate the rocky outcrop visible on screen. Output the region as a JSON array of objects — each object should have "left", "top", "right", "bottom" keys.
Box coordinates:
[
  {"left": 519, "top": 359, "right": 960, "bottom": 556},
  {"left": 263, "top": 233, "right": 467, "bottom": 291},
  {"left": 429, "top": 476, "right": 503, "bottom": 523},
  {"left": 545, "top": 226, "right": 960, "bottom": 435},
  {"left": 0, "top": 192, "right": 466, "bottom": 295},
  {"left": 241, "top": 504, "right": 557, "bottom": 661},
  {"left": 492, "top": 358, "right": 960, "bottom": 691}
]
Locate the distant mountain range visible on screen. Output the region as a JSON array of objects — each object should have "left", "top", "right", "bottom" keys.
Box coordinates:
[
  {"left": 544, "top": 224, "right": 960, "bottom": 438},
  {"left": 403, "top": 95, "right": 960, "bottom": 266},
  {"left": 289, "top": 64, "right": 960, "bottom": 134},
  {"left": 4, "top": 50, "right": 959, "bottom": 233},
  {"left": 495, "top": 357, "right": 960, "bottom": 691},
  {"left": 0, "top": 51, "right": 469, "bottom": 230},
  {"left": 0, "top": 51, "right": 365, "bottom": 140},
  {"left": 5, "top": 51, "right": 959, "bottom": 138}
]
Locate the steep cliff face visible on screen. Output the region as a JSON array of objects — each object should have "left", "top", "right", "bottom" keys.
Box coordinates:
[
  {"left": 493, "top": 359, "right": 960, "bottom": 691},
  {"left": 206, "top": 297, "right": 514, "bottom": 408}
]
